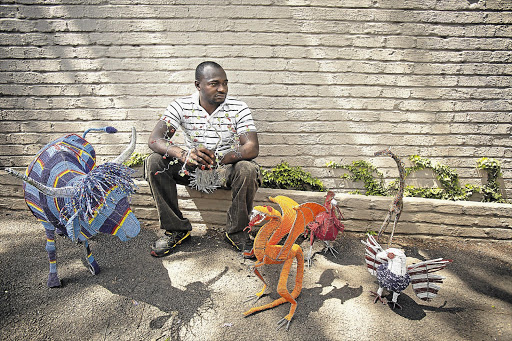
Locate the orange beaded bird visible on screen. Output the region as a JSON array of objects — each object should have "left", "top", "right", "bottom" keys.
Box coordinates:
[{"left": 243, "top": 195, "right": 326, "bottom": 330}]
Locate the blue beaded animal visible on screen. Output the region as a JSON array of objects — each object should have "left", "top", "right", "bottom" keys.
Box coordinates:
[{"left": 7, "top": 127, "right": 140, "bottom": 287}]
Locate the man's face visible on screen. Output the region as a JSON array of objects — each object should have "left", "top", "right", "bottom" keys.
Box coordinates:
[{"left": 195, "top": 66, "right": 228, "bottom": 107}]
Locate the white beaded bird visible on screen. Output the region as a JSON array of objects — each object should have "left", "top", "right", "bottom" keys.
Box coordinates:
[{"left": 362, "top": 235, "right": 452, "bottom": 309}]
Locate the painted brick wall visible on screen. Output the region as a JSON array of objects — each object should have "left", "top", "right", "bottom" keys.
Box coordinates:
[{"left": 1, "top": 0, "right": 512, "bottom": 202}]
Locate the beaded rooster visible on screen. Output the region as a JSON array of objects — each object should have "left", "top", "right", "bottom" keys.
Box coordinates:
[
  {"left": 362, "top": 235, "right": 452, "bottom": 309},
  {"left": 305, "top": 190, "right": 345, "bottom": 266},
  {"left": 243, "top": 195, "right": 326, "bottom": 330}
]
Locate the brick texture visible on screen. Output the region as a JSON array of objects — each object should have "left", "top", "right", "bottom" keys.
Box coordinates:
[{"left": 1, "top": 1, "right": 512, "bottom": 202}]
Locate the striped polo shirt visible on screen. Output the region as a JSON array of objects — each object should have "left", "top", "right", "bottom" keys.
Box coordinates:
[{"left": 160, "top": 92, "right": 257, "bottom": 155}]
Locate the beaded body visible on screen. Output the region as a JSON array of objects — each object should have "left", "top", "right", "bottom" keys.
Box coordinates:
[
  {"left": 7, "top": 127, "right": 140, "bottom": 287},
  {"left": 244, "top": 196, "right": 326, "bottom": 330}
]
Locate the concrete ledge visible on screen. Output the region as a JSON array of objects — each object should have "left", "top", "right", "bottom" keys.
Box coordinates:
[
  {"left": 129, "top": 180, "right": 512, "bottom": 241},
  {"left": 1, "top": 174, "right": 511, "bottom": 241}
]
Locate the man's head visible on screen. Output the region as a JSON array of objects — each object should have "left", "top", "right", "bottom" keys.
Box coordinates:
[{"left": 195, "top": 61, "right": 228, "bottom": 111}]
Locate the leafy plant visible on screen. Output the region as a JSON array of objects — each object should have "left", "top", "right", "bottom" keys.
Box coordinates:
[
  {"left": 326, "top": 160, "right": 387, "bottom": 196},
  {"left": 477, "top": 157, "right": 505, "bottom": 202},
  {"left": 327, "top": 155, "right": 507, "bottom": 203},
  {"left": 406, "top": 155, "right": 472, "bottom": 201},
  {"left": 262, "top": 161, "right": 325, "bottom": 192},
  {"left": 365, "top": 229, "right": 378, "bottom": 236},
  {"left": 123, "top": 152, "right": 150, "bottom": 167}
]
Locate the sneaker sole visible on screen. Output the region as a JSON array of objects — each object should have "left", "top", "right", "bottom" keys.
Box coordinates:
[{"left": 151, "top": 231, "right": 191, "bottom": 258}]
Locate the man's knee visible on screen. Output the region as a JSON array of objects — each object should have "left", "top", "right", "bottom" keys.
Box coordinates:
[
  {"left": 144, "top": 153, "right": 164, "bottom": 178},
  {"left": 233, "top": 160, "right": 260, "bottom": 181}
]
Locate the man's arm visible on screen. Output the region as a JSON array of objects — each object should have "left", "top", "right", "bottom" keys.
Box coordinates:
[
  {"left": 220, "top": 131, "right": 259, "bottom": 165},
  {"left": 148, "top": 120, "right": 215, "bottom": 168},
  {"left": 148, "top": 120, "right": 185, "bottom": 160}
]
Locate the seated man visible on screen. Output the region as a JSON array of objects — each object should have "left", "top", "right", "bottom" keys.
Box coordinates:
[{"left": 145, "top": 61, "right": 260, "bottom": 258}]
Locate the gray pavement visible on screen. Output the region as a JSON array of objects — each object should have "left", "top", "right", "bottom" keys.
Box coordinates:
[{"left": 1, "top": 217, "right": 511, "bottom": 341}]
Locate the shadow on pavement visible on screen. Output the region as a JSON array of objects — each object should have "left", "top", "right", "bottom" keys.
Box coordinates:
[{"left": 90, "top": 228, "right": 228, "bottom": 340}]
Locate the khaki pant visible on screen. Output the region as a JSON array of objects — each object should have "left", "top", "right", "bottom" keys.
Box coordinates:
[{"left": 144, "top": 153, "right": 261, "bottom": 234}]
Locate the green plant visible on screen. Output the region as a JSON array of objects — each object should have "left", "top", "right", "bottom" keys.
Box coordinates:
[
  {"left": 407, "top": 155, "right": 473, "bottom": 201},
  {"left": 365, "top": 229, "right": 378, "bottom": 237},
  {"left": 262, "top": 161, "right": 325, "bottom": 192},
  {"left": 477, "top": 157, "right": 505, "bottom": 202},
  {"left": 327, "top": 155, "right": 507, "bottom": 203},
  {"left": 404, "top": 186, "right": 445, "bottom": 199},
  {"left": 326, "top": 160, "right": 387, "bottom": 196},
  {"left": 123, "top": 152, "right": 150, "bottom": 167}
]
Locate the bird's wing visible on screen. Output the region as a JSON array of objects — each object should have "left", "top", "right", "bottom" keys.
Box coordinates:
[
  {"left": 298, "top": 202, "right": 327, "bottom": 226},
  {"left": 361, "top": 235, "right": 386, "bottom": 276},
  {"left": 281, "top": 202, "right": 325, "bottom": 250},
  {"left": 407, "top": 258, "right": 453, "bottom": 301},
  {"left": 267, "top": 195, "right": 299, "bottom": 245}
]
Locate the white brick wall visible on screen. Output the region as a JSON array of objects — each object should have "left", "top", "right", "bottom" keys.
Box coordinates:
[{"left": 1, "top": 0, "right": 511, "bottom": 200}]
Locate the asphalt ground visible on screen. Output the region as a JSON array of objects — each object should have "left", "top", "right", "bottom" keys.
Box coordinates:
[{"left": 0, "top": 217, "right": 511, "bottom": 341}]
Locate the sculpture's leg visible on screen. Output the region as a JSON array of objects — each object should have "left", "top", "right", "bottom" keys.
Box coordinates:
[
  {"left": 388, "top": 213, "right": 400, "bottom": 248},
  {"left": 244, "top": 247, "right": 305, "bottom": 331},
  {"left": 323, "top": 240, "right": 339, "bottom": 257},
  {"left": 288, "top": 246, "right": 304, "bottom": 300},
  {"left": 83, "top": 240, "right": 100, "bottom": 275},
  {"left": 44, "top": 227, "right": 61, "bottom": 288},
  {"left": 277, "top": 246, "right": 304, "bottom": 331},
  {"left": 370, "top": 286, "right": 386, "bottom": 304},
  {"left": 306, "top": 244, "right": 313, "bottom": 267},
  {"left": 389, "top": 291, "right": 402, "bottom": 310},
  {"left": 243, "top": 285, "right": 288, "bottom": 317},
  {"left": 377, "top": 211, "right": 391, "bottom": 240},
  {"left": 243, "top": 258, "right": 289, "bottom": 316},
  {"left": 245, "top": 267, "right": 268, "bottom": 303}
]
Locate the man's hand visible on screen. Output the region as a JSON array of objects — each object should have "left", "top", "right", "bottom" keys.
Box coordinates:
[
  {"left": 149, "top": 121, "right": 215, "bottom": 169},
  {"left": 185, "top": 147, "right": 215, "bottom": 169}
]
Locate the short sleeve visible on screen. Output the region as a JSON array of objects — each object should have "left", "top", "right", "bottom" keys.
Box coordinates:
[
  {"left": 235, "top": 105, "right": 257, "bottom": 135},
  {"left": 160, "top": 100, "right": 183, "bottom": 130}
]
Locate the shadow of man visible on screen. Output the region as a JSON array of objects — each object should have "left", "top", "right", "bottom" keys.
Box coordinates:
[{"left": 91, "top": 228, "right": 228, "bottom": 340}]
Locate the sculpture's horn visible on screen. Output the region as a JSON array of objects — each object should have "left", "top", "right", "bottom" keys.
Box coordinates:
[
  {"left": 5, "top": 168, "right": 75, "bottom": 197},
  {"left": 82, "top": 126, "right": 118, "bottom": 138},
  {"left": 111, "top": 127, "right": 137, "bottom": 164}
]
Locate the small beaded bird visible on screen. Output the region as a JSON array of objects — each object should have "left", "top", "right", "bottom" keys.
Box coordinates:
[
  {"left": 304, "top": 190, "right": 345, "bottom": 266},
  {"left": 362, "top": 235, "right": 452, "bottom": 309}
]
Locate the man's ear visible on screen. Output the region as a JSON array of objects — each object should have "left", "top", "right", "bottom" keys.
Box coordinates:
[{"left": 194, "top": 80, "right": 200, "bottom": 90}]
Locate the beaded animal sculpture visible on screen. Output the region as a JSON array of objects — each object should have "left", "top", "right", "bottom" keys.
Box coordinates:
[
  {"left": 243, "top": 196, "right": 326, "bottom": 330},
  {"left": 305, "top": 191, "right": 345, "bottom": 266},
  {"left": 362, "top": 235, "right": 452, "bottom": 309},
  {"left": 6, "top": 127, "right": 140, "bottom": 287},
  {"left": 374, "top": 148, "right": 406, "bottom": 247}
]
